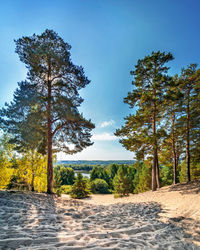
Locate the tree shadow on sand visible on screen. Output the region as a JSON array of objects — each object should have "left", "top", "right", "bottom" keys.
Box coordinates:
[
  {"left": 168, "top": 180, "right": 200, "bottom": 195},
  {"left": 0, "top": 190, "right": 96, "bottom": 249},
  {"left": 0, "top": 190, "right": 58, "bottom": 249},
  {"left": 0, "top": 191, "right": 199, "bottom": 249},
  {"left": 77, "top": 201, "right": 200, "bottom": 249}
]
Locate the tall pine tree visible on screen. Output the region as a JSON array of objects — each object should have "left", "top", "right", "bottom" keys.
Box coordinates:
[
  {"left": 163, "top": 75, "right": 184, "bottom": 184},
  {"left": 115, "top": 51, "right": 173, "bottom": 191},
  {"left": 0, "top": 30, "right": 95, "bottom": 193},
  {"left": 178, "top": 64, "right": 200, "bottom": 182}
]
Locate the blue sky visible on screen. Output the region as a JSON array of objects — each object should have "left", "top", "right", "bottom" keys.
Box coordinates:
[{"left": 0, "top": 0, "right": 200, "bottom": 160}]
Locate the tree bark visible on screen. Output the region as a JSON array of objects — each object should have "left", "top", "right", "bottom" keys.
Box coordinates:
[
  {"left": 31, "top": 172, "right": 35, "bottom": 192},
  {"left": 47, "top": 61, "right": 54, "bottom": 194},
  {"left": 152, "top": 162, "right": 157, "bottom": 191},
  {"left": 172, "top": 112, "right": 177, "bottom": 184},
  {"left": 47, "top": 129, "right": 53, "bottom": 193},
  {"left": 156, "top": 154, "right": 160, "bottom": 188},
  {"left": 186, "top": 88, "right": 191, "bottom": 182},
  {"left": 152, "top": 103, "right": 157, "bottom": 191},
  {"left": 172, "top": 149, "right": 177, "bottom": 184},
  {"left": 172, "top": 148, "right": 177, "bottom": 184},
  {"left": 152, "top": 87, "right": 160, "bottom": 191}
]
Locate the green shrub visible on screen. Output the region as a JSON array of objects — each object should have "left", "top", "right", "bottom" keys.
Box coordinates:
[
  {"left": 113, "top": 165, "right": 132, "bottom": 197},
  {"left": 178, "top": 161, "right": 200, "bottom": 182},
  {"left": 55, "top": 185, "right": 72, "bottom": 196},
  {"left": 70, "top": 173, "right": 91, "bottom": 199},
  {"left": 160, "top": 165, "right": 173, "bottom": 186},
  {"left": 133, "top": 163, "right": 151, "bottom": 194},
  {"left": 54, "top": 165, "right": 75, "bottom": 187},
  {"left": 90, "top": 166, "right": 110, "bottom": 184},
  {"left": 7, "top": 176, "right": 31, "bottom": 191},
  {"left": 90, "top": 178, "right": 110, "bottom": 194}
]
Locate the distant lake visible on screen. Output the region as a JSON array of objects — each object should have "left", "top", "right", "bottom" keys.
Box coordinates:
[{"left": 74, "top": 170, "right": 90, "bottom": 178}]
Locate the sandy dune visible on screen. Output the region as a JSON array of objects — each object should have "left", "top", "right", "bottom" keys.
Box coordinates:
[{"left": 0, "top": 181, "right": 199, "bottom": 249}]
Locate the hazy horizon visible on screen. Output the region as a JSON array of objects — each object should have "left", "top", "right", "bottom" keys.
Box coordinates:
[{"left": 57, "top": 159, "right": 135, "bottom": 162}]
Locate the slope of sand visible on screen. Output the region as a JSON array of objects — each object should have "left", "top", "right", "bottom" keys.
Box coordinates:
[{"left": 0, "top": 180, "right": 199, "bottom": 249}]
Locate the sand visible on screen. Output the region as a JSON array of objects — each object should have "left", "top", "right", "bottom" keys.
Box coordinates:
[{"left": 0, "top": 180, "right": 199, "bottom": 249}]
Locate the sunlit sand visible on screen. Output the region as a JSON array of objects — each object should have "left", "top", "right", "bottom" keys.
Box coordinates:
[{"left": 0, "top": 180, "right": 199, "bottom": 249}]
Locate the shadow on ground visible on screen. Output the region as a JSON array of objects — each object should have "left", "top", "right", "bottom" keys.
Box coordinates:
[
  {"left": 168, "top": 180, "right": 200, "bottom": 194},
  {"left": 0, "top": 191, "right": 199, "bottom": 249}
]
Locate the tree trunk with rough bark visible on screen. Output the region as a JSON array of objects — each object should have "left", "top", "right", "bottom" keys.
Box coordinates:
[
  {"left": 152, "top": 102, "right": 157, "bottom": 191},
  {"left": 172, "top": 112, "right": 177, "bottom": 184},
  {"left": 186, "top": 88, "right": 191, "bottom": 182},
  {"left": 156, "top": 154, "right": 160, "bottom": 188},
  {"left": 152, "top": 88, "right": 160, "bottom": 191},
  {"left": 47, "top": 62, "right": 53, "bottom": 194},
  {"left": 31, "top": 172, "right": 35, "bottom": 192}
]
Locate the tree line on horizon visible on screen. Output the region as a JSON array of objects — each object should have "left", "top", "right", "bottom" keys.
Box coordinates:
[{"left": 0, "top": 30, "right": 199, "bottom": 195}]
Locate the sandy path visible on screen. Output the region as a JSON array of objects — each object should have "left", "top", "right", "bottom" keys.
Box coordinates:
[
  {"left": 80, "top": 181, "right": 200, "bottom": 220},
  {"left": 0, "top": 181, "right": 199, "bottom": 249}
]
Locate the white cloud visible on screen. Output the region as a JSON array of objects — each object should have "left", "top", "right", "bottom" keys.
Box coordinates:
[
  {"left": 56, "top": 132, "right": 134, "bottom": 161},
  {"left": 92, "top": 132, "right": 117, "bottom": 141},
  {"left": 99, "top": 119, "right": 115, "bottom": 128},
  {"left": 57, "top": 143, "right": 134, "bottom": 161}
]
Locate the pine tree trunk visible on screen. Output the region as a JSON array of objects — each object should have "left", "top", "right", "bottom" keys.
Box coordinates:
[
  {"left": 152, "top": 162, "right": 157, "bottom": 191},
  {"left": 172, "top": 151, "right": 177, "bottom": 184},
  {"left": 172, "top": 150, "right": 177, "bottom": 184},
  {"left": 47, "top": 130, "right": 53, "bottom": 193},
  {"left": 186, "top": 89, "right": 191, "bottom": 182},
  {"left": 152, "top": 102, "right": 157, "bottom": 191},
  {"left": 152, "top": 87, "right": 160, "bottom": 191},
  {"left": 31, "top": 172, "right": 35, "bottom": 192},
  {"left": 156, "top": 154, "right": 160, "bottom": 188},
  {"left": 47, "top": 62, "right": 53, "bottom": 194},
  {"left": 172, "top": 112, "right": 177, "bottom": 184}
]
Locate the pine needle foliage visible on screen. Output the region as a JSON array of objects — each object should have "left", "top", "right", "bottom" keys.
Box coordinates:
[
  {"left": 113, "top": 165, "right": 133, "bottom": 196},
  {"left": 0, "top": 30, "right": 95, "bottom": 193},
  {"left": 70, "top": 173, "right": 91, "bottom": 199},
  {"left": 115, "top": 51, "right": 174, "bottom": 191}
]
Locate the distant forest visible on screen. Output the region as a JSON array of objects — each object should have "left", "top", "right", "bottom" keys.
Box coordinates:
[{"left": 57, "top": 160, "right": 135, "bottom": 166}]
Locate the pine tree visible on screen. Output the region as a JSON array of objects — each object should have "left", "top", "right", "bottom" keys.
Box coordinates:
[
  {"left": 113, "top": 165, "right": 132, "bottom": 196},
  {"left": 115, "top": 51, "right": 173, "bottom": 191},
  {"left": 0, "top": 30, "right": 95, "bottom": 193},
  {"left": 178, "top": 64, "right": 200, "bottom": 182},
  {"left": 70, "top": 173, "right": 90, "bottom": 199},
  {"left": 133, "top": 162, "right": 151, "bottom": 193},
  {"left": 162, "top": 75, "right": 184, "bottom": 184},
  {"left": 0, "top": 81, "right": 47, "bottom": 154}
]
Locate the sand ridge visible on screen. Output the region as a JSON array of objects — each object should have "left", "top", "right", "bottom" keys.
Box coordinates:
[{"left": 0, "top": 180, "right": 199, "bottom": 249}]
